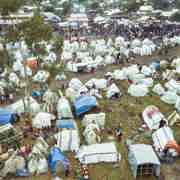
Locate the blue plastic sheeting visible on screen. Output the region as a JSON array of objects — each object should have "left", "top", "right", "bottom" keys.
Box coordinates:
[
  {"left": 16, "top": 168, "right": 30, "bottom": 177},
  {"left": 74, "top": 95, "right": 97, "bottom": 117},
  {"left": 56, "top": 119, "right": 75, "bottom": 129},
  {"left": 32, "top": 91, "right": 42, "bottom": 98},
  {"left": 151, "top": 61, "right": 160, "bottom": 70},
  {"left": 48, "top": 147, "right": 70, "bottom": 173},
  {"left": 0, "top": 108, "right": 16, "bottom": 125}
]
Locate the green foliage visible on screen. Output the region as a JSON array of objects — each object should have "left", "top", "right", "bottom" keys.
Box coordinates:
[
  {"left": 19, "top": 15, "right": 53, "bottom": 49},
  {"left": 0, "top": 0, "right": 25, "bottom": 15},
  {"left": 171, "top": 12, "right": 180, "bottom": 22}
]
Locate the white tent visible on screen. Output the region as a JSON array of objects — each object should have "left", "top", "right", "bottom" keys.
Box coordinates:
[
  {"left": 128, "top": 144, "right": 160, "bottom": 178},
  {"left": 8, "top": 97, "right": 40, "bottom": 115},
  {"left": 76, "top": 142, "right": 119, "bottom": 164},
  {"left": 106, "top": 83, "right": 121, "bottom": 99},
  {"left": 57, "top": 97, "right": 73, "bottom": 119},
  {"left": 142, "top": 105, "right": 167, "bottom": 130},
  {"left": 128, "top": 84, "right": 149, "bottom": 97},
  {"left": 82, "top": 113, "right": 106, "bottom": 129},
  {"left": 32, "top": 112, "right": 56, "bottom": 129},
  {"left": 55, "top": 120, "right": 80, "bottom": 152},
  {"left": 152, "top": 127, "right": 176, "bottom": 153}
]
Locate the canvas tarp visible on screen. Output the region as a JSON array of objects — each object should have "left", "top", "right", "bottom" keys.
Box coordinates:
[
  {"left": 8, "top": 97, "right": 40, "bottom": 115},
  {"left": 128, "top": 144, "right": 160, "bottom": 178},
  {"left": 161, "top": 91, "right": 179, "bottom": 105},
  {"left": 0, "top": 108, "right": 16, "bottom": 125},
  {"left": 55, "top": 128, "right": 80, "bottom": 152},
  {"left": 152, "top": 126, "right": 174, "bottom": 152},
  {"left": 82, "top": 113, "right": 106, "bottom": 129},
  {"left": 76, "top": 142, "right": 119, "bottom": 164},
  {"left": 128, "top": 84, "right": 149, "bottom": 97},
  {"left": 57, "top": 97, "right": 73, "bottom": 119},
  {"left": 32, "top": 112, "right": 56, "bottom": 129},
  {"left": 74, "top": 95, "right": 97, "bottom": 116},
  {"left": 142, "top": 105, "right": 166, "bottom": 130},
  {"left": 48, "top": 147, "right": 70, "bottom": 173}
]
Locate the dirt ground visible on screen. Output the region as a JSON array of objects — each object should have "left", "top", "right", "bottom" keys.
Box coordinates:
[{"left": 10, "top": 46, "right": 180, "bottom": 180}]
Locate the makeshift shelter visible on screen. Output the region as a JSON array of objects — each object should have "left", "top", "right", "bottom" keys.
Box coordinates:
[
  {"left": 152, "top": 126, "right": 175, "bottom": 156},
  {"left": 106, "top": 83, "right": 121, "bottom": 99},
  {"left": 76, "top": 142, "right": 119, "bottom": 164},
  {"left": 0, "top": 108, "right": 17, "bottom": 125},
  {"left": 128, "top": 84, "right": 149, "bottom": 97},
  {"left": 8, "top": 97, "right": 40, "bottom": 115},
  {"left": 48, "top": 147, "right": 70, "bottom": 174},
  {"left": 33, "top": 70, "right": 50, "bottom": 83},
  {"left": 83, "top": 123, "right": 101, "bottom": 145},
  {"left": 142, "top": 105, "right": 167, "bottom": 130},
  {"left": 74, "top": 95, "right": 98, "bottom": 117},
  {"left": 153, "top": 84, "right": 165, "bottom": 96},
  {"left": 161, "top": 91, "right": 178, "bottom": 105},
  {"left": 82, "top": 112, "right": 106, "bottom": 129},
  {"left": 32, "top": 112, "right": 56, "bottom": 129},
  {"left": 55, "top": 119, "right": 80, "bottom": 152},
  {"left": 128, "top": 144, "right": 160, "bottom": 179},
  {"left": 57, "top": 97, "right": 73, "bottom": 119}
]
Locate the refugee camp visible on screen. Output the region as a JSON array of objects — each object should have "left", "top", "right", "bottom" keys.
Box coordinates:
[{"left": 0, "top": 0, "right": 180, "bottom": 180}]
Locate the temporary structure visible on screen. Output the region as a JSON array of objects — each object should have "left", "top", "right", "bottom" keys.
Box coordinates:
[
  {"left": 32, "top": 112, "right": 56, "bottom": 129},
  {"left": 57, "top": 97, "right": 73, "bottom": 119},
  {"left": 142, "top": 105, "right": 167, "bottom": 130},
  {"left": 0, "top": 108, "right": 17, "bottom": 125},
  {"left": 82, "top": 112, "right": 106, "bottom": 129},
  {"left": 74, "top": 95, "right": 98, "bottom": 117},
  {"left": 76, "top": 142, "right": 119, "bottom": 164},
  {"left": 48, "top": 147, "right": 70, "bottom": 174},
  {"left": 55, "top": 119, "right": 80, "bottom": 152},
  {"left": 128, "top": 144, "right": 160, "bottom": 179},
  {"left": 152, "top": 126, "right": 174, "bottom": 151},
  {"left": 8, "top": 97, "right": 40, "bottom": 115}
]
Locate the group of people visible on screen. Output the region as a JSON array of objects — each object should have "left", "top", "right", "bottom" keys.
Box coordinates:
[
  {"left": 0, "top": 90, "right": 14, "bottom": 105},
  {"left": 58, "top": 19, "right": 180, "bottom": 44}
]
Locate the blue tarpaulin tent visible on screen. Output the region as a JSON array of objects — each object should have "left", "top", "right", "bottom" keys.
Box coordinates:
[
  {"left": 48, "top": 147, "right": 70, "bottom": 174},
  {"left": 74, "top": 95, "right": 97, "bottom": 116},
  {"left": 0, "top": 108, "right": 16, "bottom": 125},
  {"left": 56, "top": 119, "right": 75, "bottom": 129}
]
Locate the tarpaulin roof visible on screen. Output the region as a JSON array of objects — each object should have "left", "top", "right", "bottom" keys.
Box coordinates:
[
  {"left": 74, "top": 95, "right": 97, "bottom": 116},
  {"left": 56, "top": 119, "right": 75, "bottom": 129},
  {"left": 48, "top": 147, "right": 70, "bottom": 173},
  {"left": 0, "top": 108, "right": 16, "bottom": 125}
]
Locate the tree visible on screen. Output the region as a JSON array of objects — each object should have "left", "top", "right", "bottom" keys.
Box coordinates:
[
  {"left": 19, "top": 15, "right": 53, "bottom": 54},
  {"left": 52, "top": 35, "right": 64, "bottom": 63}
]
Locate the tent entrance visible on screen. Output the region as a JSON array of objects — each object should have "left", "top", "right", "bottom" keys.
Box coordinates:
[{"left": 137, "top": 163, "right": 154, "bottom": 177}]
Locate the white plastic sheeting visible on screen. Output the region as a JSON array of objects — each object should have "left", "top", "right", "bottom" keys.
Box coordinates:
[
  {"left": 76, "top": 142, "right": 119, "bottom": 164},
  {"left": 55, "top": 128, "right": 80, "bottom": 152},
  {"left": 165, "top": 79, "right": 180, "bottom": 94},
  {"left": 32, "top": 112, "right": 56, "bottom": 129},
  {"left": 161, "top": 91, "right": 179, "bottom": 105},
  {"left": 83, "top": 123, "right": 100, "bottom": 145},
  {"left": 57, "top": 97, "right": 73, "bottom": 119},
  {"left": 142, "top": 105, "right": 167, "bottom": 130},
  {"left": 153, "top": 84, "right": 165, "bottom": 96},
  {"left": 128, "top": 84, "right": 149, "bottom": 97},
  {"left": 106, "top": 83, "right": 121, "bottom": 98},
  {"left": 69, "top": 78, "right": 83, "bottom": 91},
  {"left": 8, "top": 97, "right": 40, "bottom": 115},
  {"left": 152, "top": 126, "right": 174, "bottom": 152},
  {"left": 33, "top": 71, "right": 50, "bottom": 83},
  {"left": 9, "top": 72, "right": 20, "bottom": 86},
  {"left": 82, "top": 113, "right": 106, "bottom": 129}
]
